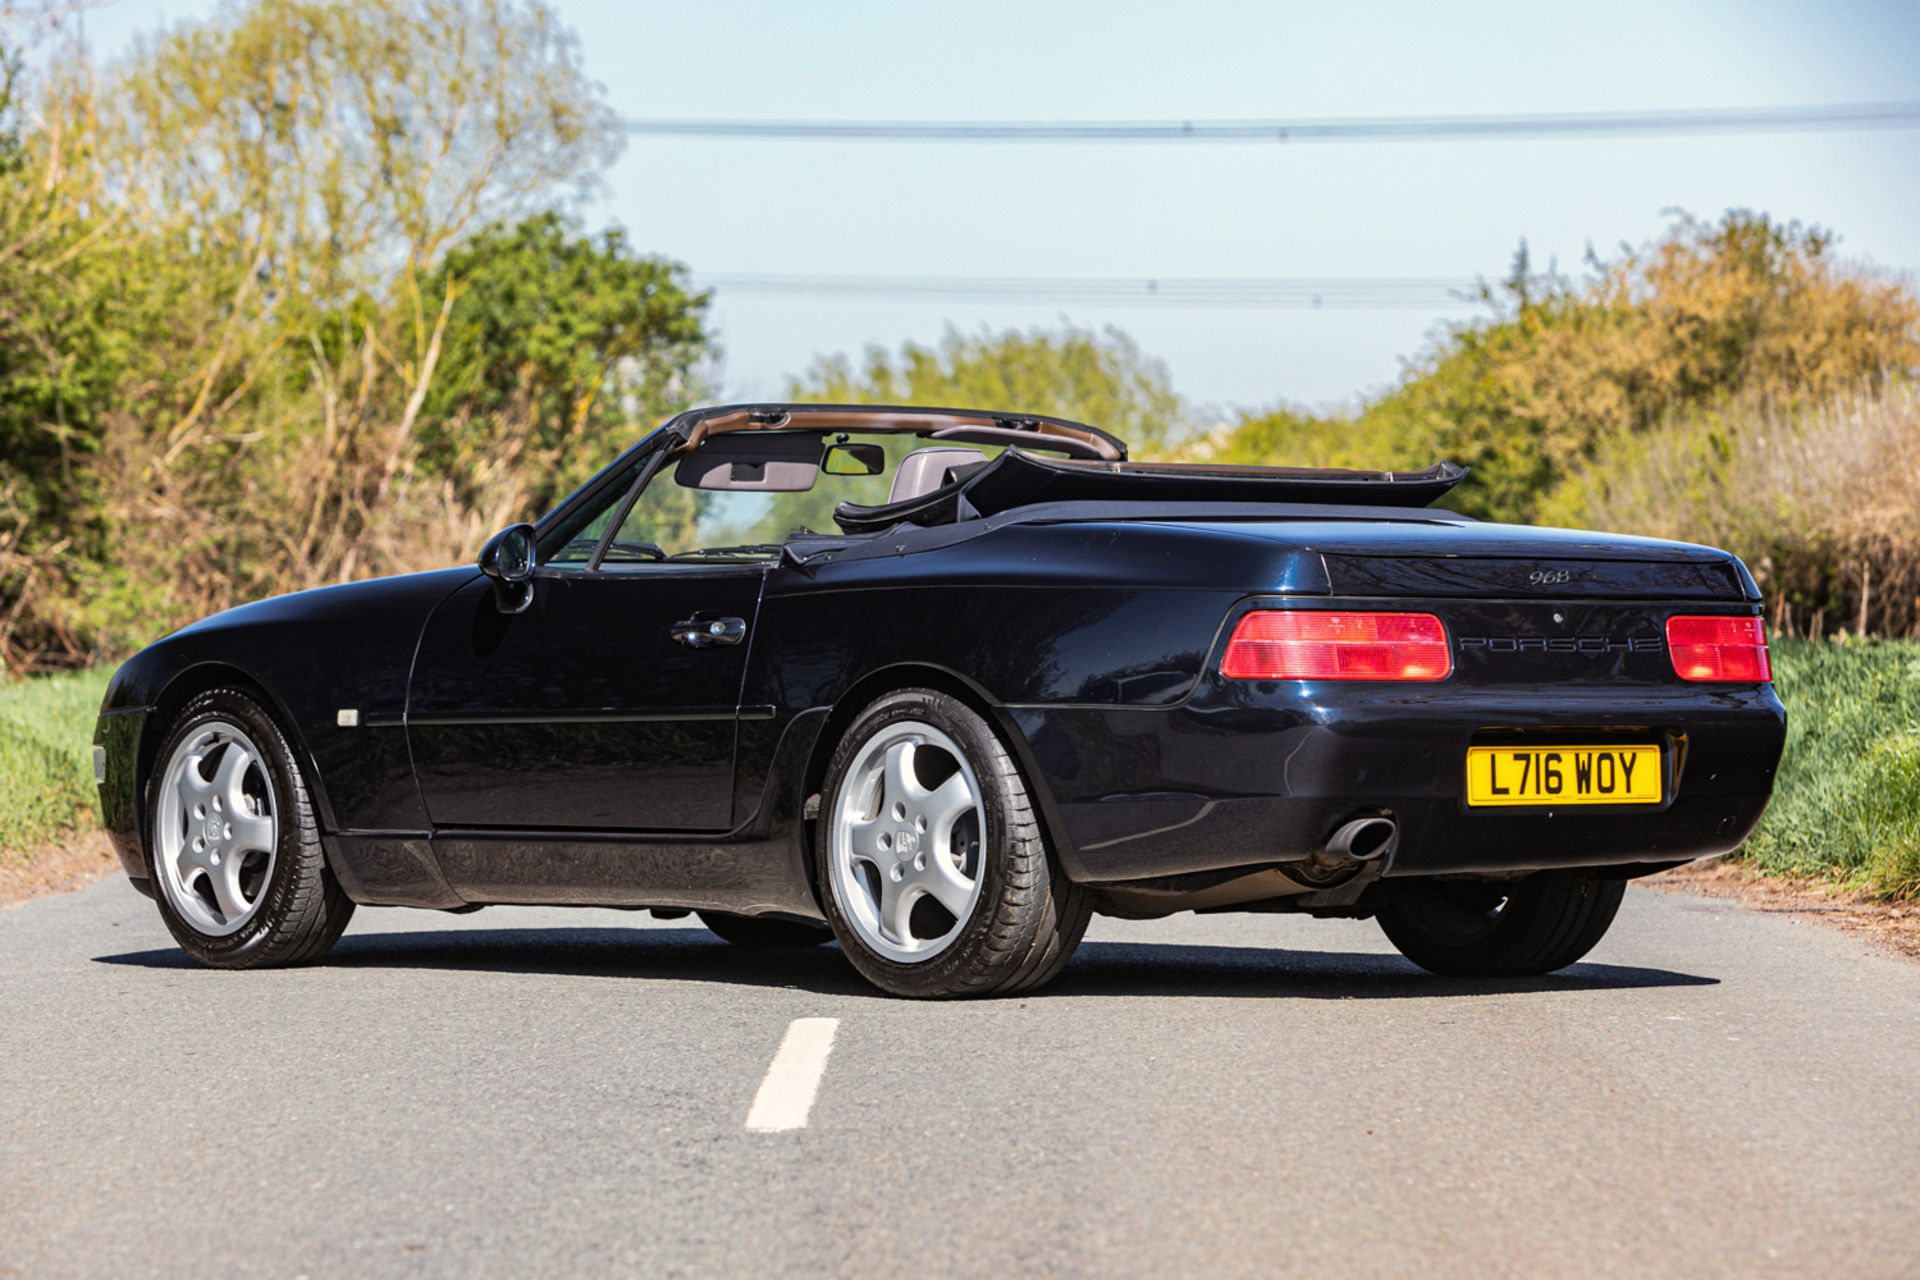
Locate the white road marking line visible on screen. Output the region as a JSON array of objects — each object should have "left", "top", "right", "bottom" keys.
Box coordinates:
[{"left": 746, "top": 1017, "right": 839, "bottom": 1133}]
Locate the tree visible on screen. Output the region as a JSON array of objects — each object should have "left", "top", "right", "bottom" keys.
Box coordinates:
[
  {"left": 1372, "top": 212, "right": 1920, "bottom": 521},
  {"left": 787, "top": 324, "right": 1193, "bottom": 459},
  {"left": 0, "top": 0, "right": 706, "bottom": 670},
  {"left": 418, "top": 213, "right": 710, "bottom": 519},
  {"left": 0, "top": 29, "right": 161, "bottom": 668},
  {"left": 105, "top": 0, "right": 616, "bottom": 284},
  {"left": 1193, "top": 211, "right": 1920, "bottom": 525},
  {"left": 87, "top": 0, "right": 626, "bottom": 583}
]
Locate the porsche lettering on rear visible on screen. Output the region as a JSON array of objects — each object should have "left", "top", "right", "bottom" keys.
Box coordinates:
[{"left": 1457, "top": 634, "right": 1665, "bottom": 653}]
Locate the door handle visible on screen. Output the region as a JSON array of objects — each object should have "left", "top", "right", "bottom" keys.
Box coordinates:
[{"left": 672, "top": 615, "right": 746, "bottom": 648}]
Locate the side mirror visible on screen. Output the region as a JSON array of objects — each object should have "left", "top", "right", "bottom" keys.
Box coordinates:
[
  {"left": 478, "top": 523, "right": 537, "bottom": 614},
  {"left": 821, "top": 442, "right": 885, "bottom": 477}
]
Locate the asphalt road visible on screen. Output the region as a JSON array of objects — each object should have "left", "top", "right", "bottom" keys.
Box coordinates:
[{"left": 3, "top": 877, "right": 1917, "bottom": 1279}]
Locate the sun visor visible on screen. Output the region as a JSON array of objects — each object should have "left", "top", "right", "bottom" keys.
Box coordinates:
[{"left": 674, "top": 431, "right": 823, "bottom": 492}]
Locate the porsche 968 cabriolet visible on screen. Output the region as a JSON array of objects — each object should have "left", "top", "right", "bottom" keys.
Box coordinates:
[{"left": 94, "top": 404, "right": 1785, "bottom": 996}]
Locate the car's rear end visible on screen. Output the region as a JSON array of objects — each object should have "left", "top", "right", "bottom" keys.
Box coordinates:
[
  {"left": 1019, "top": 518, "right": 1786, "bottom": 892},
  {"left": 1213, "top": 537, "right": 1784, "bottom": 880}
]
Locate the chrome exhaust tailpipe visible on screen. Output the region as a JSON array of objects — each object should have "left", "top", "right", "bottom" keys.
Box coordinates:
[
  {"left": 1321, "top": 816, "right": 1397, "bottom": 865},
  {"left": 1285, "top": 814, "right": 1399, "bottom": 887}
]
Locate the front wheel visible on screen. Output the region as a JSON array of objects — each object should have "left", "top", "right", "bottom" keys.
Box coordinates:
[
  {"left": 1377, "top": 870, "right": 1625, "bottom": 977},
  {"left": 815, "top": 689, "right": 1089, "bottom": 998},
  {"left": 146, "top": 688, "right": 354, "bottom": 968}
]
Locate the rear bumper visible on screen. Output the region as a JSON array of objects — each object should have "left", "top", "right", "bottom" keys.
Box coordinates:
[{"left": 1011, "top": 680, "right": 1786, "bottom": 884}]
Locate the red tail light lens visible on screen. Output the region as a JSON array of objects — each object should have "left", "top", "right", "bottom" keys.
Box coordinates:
[
  {"left": 1221, "top": 611, "right": 1452, "bottom": 681},
  {"left": 1665, "top": 615, "right": 1771, "bottom": 682}
]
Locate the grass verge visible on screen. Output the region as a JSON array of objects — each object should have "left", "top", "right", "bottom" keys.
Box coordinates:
[
  {"left": 0, "top": 668, "right": 112, "bottom": 865},
  {"left": 1740, "top": 639, "right": 1920, "bottom": 899}
]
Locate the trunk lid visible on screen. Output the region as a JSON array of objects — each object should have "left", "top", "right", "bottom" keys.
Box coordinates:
[
  {"left": 1311, "top": 522, "right": 1750, "bottom": 604},
  {"left": 1172, "top": 516, "right": 1755, "bottom": 602},
  {"left": 1323, "top": 553, "right": 1746, "bottom": 601}
]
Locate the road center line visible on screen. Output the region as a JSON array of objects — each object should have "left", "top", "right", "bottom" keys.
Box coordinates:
[{"left": 745, "top": 1017, "right": 839, "bottom": 1132}]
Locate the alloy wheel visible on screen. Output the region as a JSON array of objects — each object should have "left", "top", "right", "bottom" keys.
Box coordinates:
[
  {"left": 827, "top": 719, "right": 987, "bottom": 963},
  {"left": 153, "top": 720, "right": 278, "bottom": 937}
]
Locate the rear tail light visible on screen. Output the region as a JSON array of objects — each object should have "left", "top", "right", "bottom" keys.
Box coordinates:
[
  {"left": 1665, "top": 615, "right": 1771, "bottom": 682},
  {"left": 1220, "top": 611, "right": 1452, "bottom": 681}
]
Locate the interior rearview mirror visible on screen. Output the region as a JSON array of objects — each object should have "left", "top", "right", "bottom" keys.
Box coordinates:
[
  {"left": 821, "top": 442, "right": 885, "bottom": 477},
  {"left": 478, "top": 523, "right": 537, "bottom": 614}
]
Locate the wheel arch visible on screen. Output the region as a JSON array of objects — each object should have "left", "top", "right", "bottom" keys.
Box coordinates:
[{"left": 142, "top": 662, "right": 340, "bottom": 847}]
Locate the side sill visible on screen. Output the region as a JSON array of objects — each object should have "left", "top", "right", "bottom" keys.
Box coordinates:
[{"left": 324, "top": 833, "right": 465, "bottom": 909}]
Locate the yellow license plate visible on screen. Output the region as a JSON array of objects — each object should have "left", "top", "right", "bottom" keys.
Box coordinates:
[{"left": 1465, "top": 745, "right": 1662, "bottom": 807}]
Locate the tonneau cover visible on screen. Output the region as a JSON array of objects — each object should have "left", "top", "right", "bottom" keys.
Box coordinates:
[{"left": 833, "top": 448, "right": 1467, "bottom": 534}]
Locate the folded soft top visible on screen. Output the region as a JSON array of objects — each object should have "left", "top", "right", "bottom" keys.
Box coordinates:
[{"left": 833, "top": 449, "right": 1468, "bottom": 535}]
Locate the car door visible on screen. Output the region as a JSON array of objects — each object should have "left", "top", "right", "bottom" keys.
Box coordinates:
[{"left": 407, "top": 561, "right": 767, "bottom": 832}]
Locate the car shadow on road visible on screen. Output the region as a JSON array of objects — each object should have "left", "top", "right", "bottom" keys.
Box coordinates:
[
  {"left": 1054, "top": 940, "right": 1717, "bottom": 998},
  {"left": 94, "top": 926, "right": 1717, "bottom": 999}
]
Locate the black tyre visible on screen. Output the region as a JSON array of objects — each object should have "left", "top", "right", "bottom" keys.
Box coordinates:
[
  {"left": 814, "top": 688, "right": 1090, "bottom": 998},
  {"left": 1377, "top": 870, "right": 1626, "bottom": 977},
  {"left": 697, "top": 911, "right": 830, "bottom": 948},
  {"left": 146, "top": 688, "right": 354, "bottom": 968}
]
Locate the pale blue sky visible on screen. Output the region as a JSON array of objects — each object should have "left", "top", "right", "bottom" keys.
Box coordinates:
[{"left": 73, "top": 0, "right": 1920, "bottom": 415}]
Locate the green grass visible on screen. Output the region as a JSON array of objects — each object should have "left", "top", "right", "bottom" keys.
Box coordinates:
[
  {"left": 0, "top": 668, "right": 112, "bottom": 865},
  {"left": 1741, "top": 639, "right": 1920, "bottom": 899},
  {"left": 2, "top": 646, "right": 1917, "bottom": 896}
]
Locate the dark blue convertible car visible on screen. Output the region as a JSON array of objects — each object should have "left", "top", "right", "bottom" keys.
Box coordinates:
[{"left": 94, "top": 404, "right": 1786, "bottom": 996}]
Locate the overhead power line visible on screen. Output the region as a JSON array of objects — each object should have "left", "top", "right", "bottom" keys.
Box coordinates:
[
  {"left": 626, "top": 101, "right": 1920, "bottom": 144},
  {"left": 692, "top": 274, "right": 1482, "bottom": 311}
]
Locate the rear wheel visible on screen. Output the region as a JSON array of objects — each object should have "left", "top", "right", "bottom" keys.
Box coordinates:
[
  {"left": 1377, "top": 870, "right": 1625, "bottom": 977},
  {"left": 816, "top": 689, "right": 1089, "bottom": 998},
  {"left": 697, "top": 911, "right": 829, "bottom": 948},
  {"left": 147, "top": 688, "right": 354, "bottom": 968}
]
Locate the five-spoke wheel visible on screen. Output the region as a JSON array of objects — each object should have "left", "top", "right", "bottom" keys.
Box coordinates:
[
  {"left": 829, "top": 721, "right": 986, "bottom": 962},
  {"left": 154, "top": 721, "right": 278, "bottom": 936},
  {"left": 816, "top": 688, "right": 1089, "bottom": 998},
  {"left": 145, "top": 688, "right": 354, "bottom": 967}
]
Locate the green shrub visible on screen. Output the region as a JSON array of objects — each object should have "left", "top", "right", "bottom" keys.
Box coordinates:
[
  {"left": 1742, "top": 640, "right": 1920, "bottom": 897},
  {"left": 0, "top": 668, "right": 111, "bottom": 862},
  {"left": 1851, "top": 733, "right": 1920, "bottom": 898}
]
